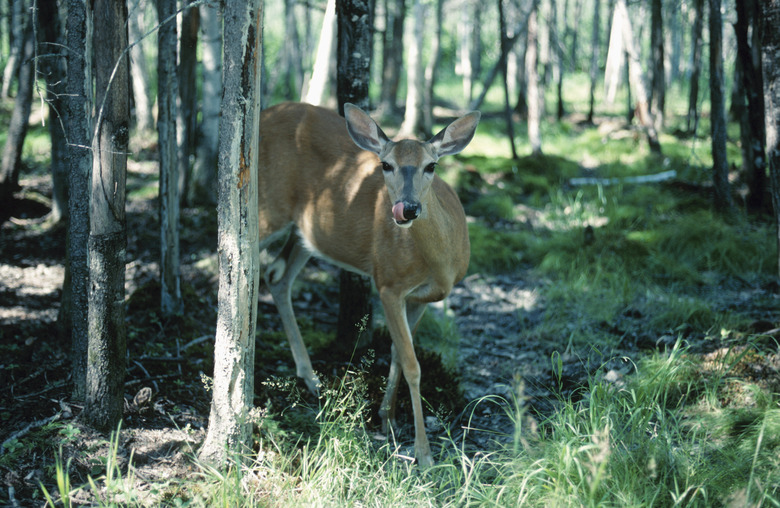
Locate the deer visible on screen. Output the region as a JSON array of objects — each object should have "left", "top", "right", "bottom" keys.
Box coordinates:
[{"left": 257, "top": 102, "right": 480, "bottom": 466}]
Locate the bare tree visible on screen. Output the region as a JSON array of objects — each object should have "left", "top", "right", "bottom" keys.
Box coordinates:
[
  {"left": 761, "top": 0, "right": 780, "bottom": 276},
  {"left": 708, "top": 0, "right": 734, "bottom": 216},
  {"left": 199, "top": 0, "right": 263, "bottom": 466},
  {"left": 158, "top": 0, "right": 182, "bottom": 316},
  {"left": 84, "top": 0, "right": 130, "bottom": 432}
]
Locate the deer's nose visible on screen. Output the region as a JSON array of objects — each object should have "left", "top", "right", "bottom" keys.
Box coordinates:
[{"left": 402, "top": 201, "right": 420, "bottom": 220}]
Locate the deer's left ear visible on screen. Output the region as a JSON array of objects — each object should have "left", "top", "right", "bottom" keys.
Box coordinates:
[
  {"left": 429, "top": 111, "right": 481, "bottom": 157},
  {"left": 344, "top": 103, "right": 391, "bottom": 155}
]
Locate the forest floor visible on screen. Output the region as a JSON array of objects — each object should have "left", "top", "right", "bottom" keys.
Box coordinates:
[{"left": 2, "top": 125, "right": 780, "bottom": 505}]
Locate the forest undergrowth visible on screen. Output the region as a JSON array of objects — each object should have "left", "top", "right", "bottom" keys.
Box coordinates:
[{"left": 1, "top": 95, "right": 779, "bottom": 506}]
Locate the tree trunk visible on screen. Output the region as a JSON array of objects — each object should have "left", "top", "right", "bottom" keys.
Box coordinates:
[
  {"left": 177, "top": 2, "right": 198, "bottom": 206},
  {"left": 128, "top": 0, "right": 154, "bottom": 133},
  {"left": 735, "top": 0, "right": 767, "bottom": 212},
  {"left": 708, "top": 0, "right": 735, "bottom": 216},
  {"left": 379, "top": 0, "right": 404, "bottom": 115},
  {"left": 199, "top": 0, "right": 263, "bottom": 467},
  {"left": 38, "top": 0, "right": 68, "bottom": 225},
  {"left": 761, "top": 0, "right": 780, "bottom": 276},
  {"left": 423, "top": 0, "right": 443, "bottom": 135},
  {"left": 399, "top": 0, "right": 425, "bottom": 136},
  {"left": 335, "top": 0, "right": 374, "bottom": 352},
  {"left": 158, "top": 0, "right": 182, "bottom": 317},
  {"left": 686, "top": 0, "right": 704, "bottom": 135},
  {"left": 63, "top": 0, "right": 93, "bottom": 402},
  {"left": 0, "top": 22, "right": 33, "bottom": 201},
  {"left": 499, "top": 0, "right": 518, "bottom": 159},
  {"left": 84, "top": 0, "right": 129, "bottom": 432},
  {"left": 552, "top": 0, "right": 565, "bottom": 120},
  {"left": 190, "top": 1, "right": 222, "bottom": 206},
  {"left": 526, "top": 7, "right": 542, "bottom": 155},
  {"left": 0, "top": 0, "right": 24, "bottom": 99},
  {"left": 612, "top": 0, "right": 662, "bottom": 154},
  {"left": 302, "top": 0, "right": 336, "bottom": 105},
  {"left": 457, "top": 6, "right": 473, "bottom": 103},
  {"left": 587, "top": 0, "right": 601, "bottom": 123},
  {"left": 650, "top": 0, "right": 665, "bottom": 131}
]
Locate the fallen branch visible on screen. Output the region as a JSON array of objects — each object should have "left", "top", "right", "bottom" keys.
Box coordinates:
[
  {"left": 569, "top": 169, "right": 676, "bottom": 187},
  {"left": 1, "top": 413, "right": 61, "bottom": 456}
]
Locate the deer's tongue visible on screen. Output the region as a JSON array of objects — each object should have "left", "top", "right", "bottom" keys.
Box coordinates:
[{"left": 392, "top": 202, "right": 406, "bottom": 222}]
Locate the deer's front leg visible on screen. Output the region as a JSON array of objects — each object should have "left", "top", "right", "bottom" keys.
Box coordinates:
[
  {"left": 265, "top": 232, "right": 320, "bottom": 395},
  {"left": 379, "top": 291, "right": 433, "bottom": 466}
]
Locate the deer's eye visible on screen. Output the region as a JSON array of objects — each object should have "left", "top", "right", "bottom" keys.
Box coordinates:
[
  {"left": 424, "top": 162, "right": 437, "bottom": 173},
  {"left": 381, "top": 162, "right": 393, "bottom": 172}
]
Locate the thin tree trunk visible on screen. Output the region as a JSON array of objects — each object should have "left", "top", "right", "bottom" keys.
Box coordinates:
[
  {"left": 199, "top": 0, "right": 263, "bottom": 466},
  {"left": 159, "top": 0, "right": 182, "bottom": 317},
  {"left": 379, "top": 0, "right": 404, "bottom": 114},
  {"left": 735, "top": 0, "right": 766, "bottom": 212},
  {"left": 587, "top": 0, "right": 601, "bottom": 122},
  {"left": 423, "top": 0, "right": 443, "bottom": 135},
  {"left": 64, "top": 0, "right": 92, "bottom": 402},
  {"left": 1, "top": 0, "right": 24, "bottom": 99},
  {"left": 177, "top": 2, "right": 198, "bottom": 206},
  {"left": 709, "top": 0, "right": 734, "bottom": 215},
  {"left": 686, "top": 0, "right": 704, "bottom": 134},
  {"left": 302, "top": 0, "right": 336, "bottom": 105},
  {"left": 128, "top": 0, "right": 154, "bottom": 133},
  {"left": 761, "top": 0, "right": 780, "bottom": 276},
  {"left": 527, "top": 7, "right": 542, "bottom": 155},
  {"left": 84, "top": 0, "right": 129, "bottom": 432},
  {"left": 38, "top": 0, "right": 68, "bottom": 224},
  {"left": 399, "top": 0, "right": 425, "bottom": 136},
  {"left": 552, "top": 0, "right": 565, "bottom": 120},
  {"left": 499, "top": 0, "right": 518, "bottom": 159},
  {"left": 457, "top": 6, "right": 473, "bottom": 103},
  {"left": 650, "top": 0, "right": 665, "bottom": 131},
  {"left": 0, "top": 23, "right": 33, "bottom": 201},
  {"left": 335, "top": 0, "right": 373, "bottom": 351},
  {"left": 190, "top": 1, "right": 222, "bottom": 205}
]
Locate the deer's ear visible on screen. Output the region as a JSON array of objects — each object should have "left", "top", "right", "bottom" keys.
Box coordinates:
[
  {"left": 344, "top": 103, "right": 391, "bottom": 154},
  {"left": 429, "top": 111, "right": 481, "bottom": 157}
]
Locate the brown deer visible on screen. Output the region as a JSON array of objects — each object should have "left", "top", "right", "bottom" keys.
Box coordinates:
[{"left": 258, "top": 102, "right": 480, "bottom": 466}]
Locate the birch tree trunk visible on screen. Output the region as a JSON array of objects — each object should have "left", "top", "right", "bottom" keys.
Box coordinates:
[
  {"left": 177, "top": 2, "right": 199, "bottom": 205},
  {"left": 526, "top": 7, "right": 542, "bottom": 155},
  {"left": 158, "top": 0, "right": 182, "bottom": 317},
  {"left": 84, "top": 0, "right": 129, "bottom": 432},
  {"left": 64, "top": 0, "right": 92, "bottom": 402},
  {"left": 190, "top": 1, "right": 222, "bottom": 205},
  {"left": 0, "top": 0, "right": 24, "bottom": 99},
  {"left": 761, "top": 0, "right": 780, "bottom": 276},
  {"left": 708, "top": 0, "right": 735, "bottom": 215},
  {"left": 199, "top": 0, "right": 263, "bottom": 466}
]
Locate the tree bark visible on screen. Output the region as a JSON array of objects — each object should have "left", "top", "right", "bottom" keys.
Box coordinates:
[
  {"left": 0, "top": 0, "right": 24, "bottom": 99},
  {"left": 761, "top": 0, "right": 780, "bottom": 276},
  {"left": 0, "top": 23, "right": 33, "bottom": 201},
  {"left": 709, "top": 0, "right": 735, "bottom": 216},
  {"left": 423, "top": 0, "right": 443, "bottom": 135},
  {"left": 158, "top": 0, "right": 182, "bottom": 317},
  {"left": 499, "top": 0, "right": 518, "bottom": 159},
  {"left": 64, "top": 0, "right": 93, "bottom": 402},
  {"left": 199, "top": 0, "right": 263, "bottom": 467},
  {"left": 190, "top": 0, "right": 222, "bottom": 205},
  {"left": 399, "top": 0, "right": 425, "bottom": 136},
  {"left": 335, "top": 0, "right": 374, "bottom": 352},
  {"left": 84, "top": 0, "right": 129, "bottom": 432}
]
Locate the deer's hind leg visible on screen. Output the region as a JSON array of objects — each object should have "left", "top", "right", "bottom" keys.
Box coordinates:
[{"left": 265, "top": 229, "right": 320, "bottom": 395}]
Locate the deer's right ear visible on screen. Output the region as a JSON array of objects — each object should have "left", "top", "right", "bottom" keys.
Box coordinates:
[{"left": 344, "top": 103, "right": 390, "bottom": 155}]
